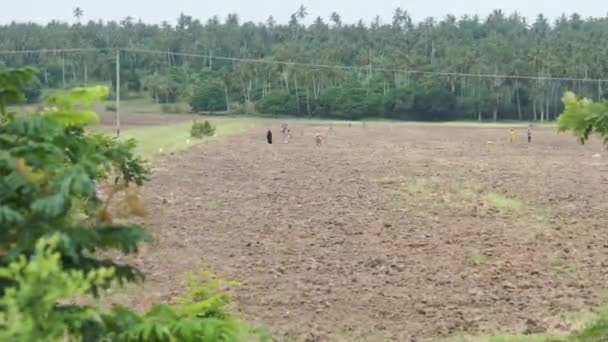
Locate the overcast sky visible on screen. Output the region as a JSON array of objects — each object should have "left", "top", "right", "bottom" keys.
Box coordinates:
[{"left": 1, "top": 0, "right": 606, "bottom": 25}]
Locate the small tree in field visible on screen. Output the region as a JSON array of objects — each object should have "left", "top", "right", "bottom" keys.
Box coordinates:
[
  {"left": 190, "top": 80, "right": 227, "bottom": 112},
  {"left": 190, "top": 119, "right": 216, "bottom": 138}
]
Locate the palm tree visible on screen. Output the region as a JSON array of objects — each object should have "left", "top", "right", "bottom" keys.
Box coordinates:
[
  {"left": 295, "top": 5, "right": 308, "bottom": 20},
  {"left": 73, "top": 7, "right": 84, "bottom": 21}
]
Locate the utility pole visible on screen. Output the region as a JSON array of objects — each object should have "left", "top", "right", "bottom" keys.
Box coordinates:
[
  {"left": 115, "top": 49, "right": 121, "bottom": 137},
  {"left": 61, "top": 55, "right": 66, "bottom": 88}
]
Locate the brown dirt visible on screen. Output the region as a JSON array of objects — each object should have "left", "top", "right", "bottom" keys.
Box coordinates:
[{"left": 115, "top": 123, "right": 608, "bottom": 341}]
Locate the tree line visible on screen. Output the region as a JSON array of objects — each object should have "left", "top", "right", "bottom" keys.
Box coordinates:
[{"left": 1, "top": 8, "right": 607, "bottom": 120}]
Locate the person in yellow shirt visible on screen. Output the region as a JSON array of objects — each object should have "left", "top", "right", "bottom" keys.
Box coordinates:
[{"left": 510, "top": 128, "right": 516, "bottom": 143}]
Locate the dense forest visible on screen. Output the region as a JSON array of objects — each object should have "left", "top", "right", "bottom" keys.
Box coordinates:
[{"left": 1, "top": 8, "right": 608, "bottom": 120}]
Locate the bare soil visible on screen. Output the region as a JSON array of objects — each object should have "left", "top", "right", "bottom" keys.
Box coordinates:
[{"left": 115, "top": 123, "right": 608, "bottom": 341}]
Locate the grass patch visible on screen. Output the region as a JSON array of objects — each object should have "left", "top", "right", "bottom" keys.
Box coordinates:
[
  {"left": 445, "top": 308, "right": 608, "bottom": 342},
  {"left": 121, "top": 118, "right": 254, "bottom": 158},
  {"left": 468, "top": 251, "right": 490, "bottom": 266},
  {"left": 404, "top": 177, "right": 434, "bottom": 196},
  {"left": 444, "top": 335, "right": 566, "bottom": 342},
  {"left": 457, "top": 179, "right": 484, "bottom": 199},
  {"left": 446, "top": 335, "right": 555, "bottom": 342},
  {"left": 545, "top": 255, "right": 576, "bottom": 274},
  {"left": 484, "top": 193, "right": 526, "bottom": 211}
]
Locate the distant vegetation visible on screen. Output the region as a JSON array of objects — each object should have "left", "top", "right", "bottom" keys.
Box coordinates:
[{"left": 1, "top": 8, "right": 607, "bottom": 120}]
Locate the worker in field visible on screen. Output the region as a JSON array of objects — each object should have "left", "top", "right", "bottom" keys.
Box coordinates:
[
  {"left": 266, "top": 129, "right": 273, "bottom": 144},
  {"left": 283, "top": 129, "right": 292, "bottom": 144},
  {"left": 315, "top": 133, "right": 323, "bottom": 147},
  {"left": 510, "top": 128, "right": 516, "bottom": 144},
  {"left": 527, "top": 125, "right": 532, "bottom": 143}
]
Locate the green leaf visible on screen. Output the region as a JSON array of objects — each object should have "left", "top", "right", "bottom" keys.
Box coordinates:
[
  {"left": 31, "top": 194, "right": 69, "bottom": 218},
  {"left": 0, "top": 206, "right": 23, "bottom": 224}
]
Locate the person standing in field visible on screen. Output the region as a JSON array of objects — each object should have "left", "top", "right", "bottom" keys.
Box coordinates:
[
  {"left": 527, "top": 125, "right": 532, "bottom": 144},
  {"left": 266, "top": 129, "right": 273, "bottom": 144},
  {"left": 510, "top": 128, "right": 516, "bottom": 144},
  {"left": 283, "top": 129, "right": 292, "bottom": 144}
]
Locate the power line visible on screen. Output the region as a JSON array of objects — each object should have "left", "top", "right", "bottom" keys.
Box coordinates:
[
  {"left": 0, "top": 48, "right": 109, "bottom": 55},
  {"left": 1, "top": 47, "right": 607, "bottom": 83},
  {"left": 124, "top": 48, "right": 608, "bottom": 83}
]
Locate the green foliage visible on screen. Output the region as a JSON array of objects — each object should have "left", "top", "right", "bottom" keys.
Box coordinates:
[
  {"left": 0, "top": 66, "right": 269, "bottom": 340},
  {"left": 0, "top": 235, "right": 271, "bottom": 341},
  {"left": 0, "top": 69, "right": 151, "bottom": 295},
  {"left": 331, "top": 85, "right": 383, "bottom": 120},
  {"left": 41, "top": 86, "right": 110, "bottom": 125},
  {"left": 384, "top": 86, "right": 416, "bottom": 118},
  {"left": 190, "top": 80, "right": 227, "bottom": 112},
  {"left": 190, "top": 120, "right": 216, "bottom": 138},
  {"left": 23, "top": 77, "right": 42, "bottom": 104},
  {"left": 557, "top": 92, "right": 608, "bottom": 147},
  {"left": 484, "top": 193, "right": 526, "bottom": 211},
  {"left": 255, "top": 90, "right": 296, "bottom": 115},
  {"left": 5, "top": 11, "right": 608, "bottom": 121},
  {"left": 100, "top": 272, "right": 271, "bottom": 341},
  {"left": 143, "top": 71, "right": 183, "bottom": 104},
  {"left": 573, "top": 309, "right": 608, "bottom": 341},
  {"left": 0, "top": 66, "right": 38, "bottom": 117},
  {"left": 0, "top": 234, "right": 114, "bottom": 341},
  {"left": 229, "top": 101, "right": 247, "bottom": 115}
]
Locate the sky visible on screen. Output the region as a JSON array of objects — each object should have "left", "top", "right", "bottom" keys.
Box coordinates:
[{"left": 1, "top": 0, "right": 606, "bottom": 25}]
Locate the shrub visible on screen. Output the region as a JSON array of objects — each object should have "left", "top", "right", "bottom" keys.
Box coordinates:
[
  {"left": 190, "top": 80, "right": 227, "bottom": 112},
  {"left": 0, "top": 65, "right": 39, "bottom": 116},
  {"left": 255, "top": 90, "right": 296, "bottom": 116},
  {"left": 1, "top": 82, "right": 150, "bottom": 295},
  {"left": 23, "top": 77, "right": 42, "bottom": 104},
  {"left": 0, "top": 235, "right": 271, "bottom": 341},
  {"left": 229, "top": 101, "right": 256, "bottom": 115},
  {"left": 190, "top": 120, "right": 216, "bottom": 138},
  {"left": 0, "top": 234, "right": 115, "bottom": 341}
]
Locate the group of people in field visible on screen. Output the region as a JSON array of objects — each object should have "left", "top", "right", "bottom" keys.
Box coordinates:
[
  {"left": 266, "top": 123, "right": 325, "bottom": 146},
  {"left": 266, "top": 123, "right": 534, "bottom": 146},
  {"left": 510, "top": 125, "right": 533, "bottom": 144},
  {"left": 266, "top": 123, "right": 292, "bottom": 144}
]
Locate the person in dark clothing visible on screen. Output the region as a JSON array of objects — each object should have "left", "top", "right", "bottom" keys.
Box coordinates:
[
  {"left": 266, "top": 129, "right": 273, "bottom": 144},
  {"left": 527, "top": 126, "right": 532, "bottom": 143}
]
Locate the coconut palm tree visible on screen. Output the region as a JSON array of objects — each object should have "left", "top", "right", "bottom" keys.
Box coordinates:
[{"left": 73, "top": 7, "right": 84, "bottom": 21}]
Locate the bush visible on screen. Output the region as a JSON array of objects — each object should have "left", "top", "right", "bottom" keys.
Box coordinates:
[
  {"left": 255, "top": 90, "right": 297, "bottom": 116},
  {"left": 1, "top": 83, "right": 150, "bottom": 294},
  {"left": 191, "top": 120, "right": 216, "bottom": 138},
  {"left": 229, "top": 101, "right": 252, "bottom": 115},
  {"left": 384, "top": 86, "right": 415, "bottom": 118},
  {"left": 23, "top": 77, "right": 42, "bottom": 104},
  {"left": 0, "top": 235, "right": 271, "bottom": 341},
  {"left": 190, "top": 80, "right": 227, "bottom": 112}
]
